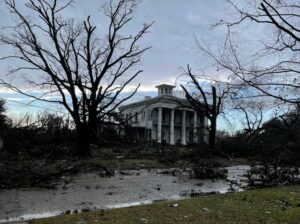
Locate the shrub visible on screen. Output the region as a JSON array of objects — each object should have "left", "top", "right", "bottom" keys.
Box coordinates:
[
  {"left": 246, "top": 164, "right": 300, "bottom": 187},
  {"left": 192, "top": 161, "right": 228, "bottom": 179}
]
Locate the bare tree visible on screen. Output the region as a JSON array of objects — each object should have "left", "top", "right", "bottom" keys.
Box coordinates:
[
  {"left": 235, "top": 102, "right": 265, "bottom": 142},
  {"left": 0, "top": 99, "right": 7, "bottom": 131},
  {"left": 0, "top": 0, "right": 152, "bottom": 156},
  {"left": 181, "top": 65, "right": 231, "bottom": 149},
  {"left": 207, "top": 0, "right": 300, "bottom": 105}
]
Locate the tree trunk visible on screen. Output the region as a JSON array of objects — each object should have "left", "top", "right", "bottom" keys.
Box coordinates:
[
  {"left": 76, "top": 123, "right": 91, "bottom": 157},
  {"left": 209, "top": 117, "right": 217, "bottom": 149}
]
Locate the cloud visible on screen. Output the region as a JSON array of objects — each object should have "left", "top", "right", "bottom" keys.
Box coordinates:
[
  {"left": 5, "top": 97, "right": 30, "bottom": 102},
  {"left": 0, "top": 0, "right": 272, "bottom": 131},
  {"left": 186, "top": 13, "right": 203, "bottom": 27},
  {"left": 0, "top": 0, "right": 229, "bottom": 89}
]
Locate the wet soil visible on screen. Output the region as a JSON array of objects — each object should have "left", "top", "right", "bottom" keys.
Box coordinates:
[{"left": 0, "top": 166, "right": 250, "bottom": 223}]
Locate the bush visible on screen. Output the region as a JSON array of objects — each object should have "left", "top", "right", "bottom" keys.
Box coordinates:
[
  {"left": 2, "top": 112, "right": 77, "bottom": 160},
  {"left": 158, "top": 147, "right": 181, "bottom": 165},
  {"left": 218, "top": 135, "right": 251, "bottom": 158},
  {"left": 246, "top": 164, "right": 300, "bottom": 187},
  {"left": 192, "top": 161, "right": 228, "bottom": 179}
]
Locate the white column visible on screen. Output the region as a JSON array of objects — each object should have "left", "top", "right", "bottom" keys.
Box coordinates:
[
  {"left": 203, "top": 116, "right": 209, "bottom": 144},
  {"left": 181, "top": 110, "right": 186, "bottom": 145},
  {"left": 193, "top": 111, "right": 198, "bottom": 144},
  {"left": 157, "top": 107, "right": 162, "bottom": 143},
  {"left": 170, "top": 109, "right": 175, "bottom": 145}
]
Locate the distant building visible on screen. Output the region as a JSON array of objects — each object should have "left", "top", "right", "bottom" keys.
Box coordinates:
[{"left": 119, "top": 84, "right": 208, "bottom": 145}]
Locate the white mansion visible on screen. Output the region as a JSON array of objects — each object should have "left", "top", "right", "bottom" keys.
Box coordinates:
[{"left": 119, "top": 84, "right": 208, "bottom": 145}]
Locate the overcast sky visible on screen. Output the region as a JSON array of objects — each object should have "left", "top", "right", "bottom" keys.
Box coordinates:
[
  {"left": 0, "top": 0, "right": 232, "bottom": 84},
  {"left": 0, "top": 0, "right": 269, "bottom": 132}
]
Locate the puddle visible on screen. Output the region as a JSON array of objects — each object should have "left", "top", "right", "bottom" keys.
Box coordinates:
[{"left": 0, "top": 165, "right": 250, "bottom": 223}]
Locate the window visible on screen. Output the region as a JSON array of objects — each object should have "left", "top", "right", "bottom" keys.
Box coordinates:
[
  {"left": 141, "top": 111, "right": 145, "bottom": 120},
  {"left": 189, "top": 112, "right": 193, "bottom": 123},
  {"left": 151, "top": 109, "right": 157, "bottom": 118},
  {"left": 175, "top": 111, "right": 181, "bottom": 123}
]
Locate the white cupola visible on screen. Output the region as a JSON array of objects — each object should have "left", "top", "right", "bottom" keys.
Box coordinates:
[{"left": 156, "top": 84, "right": 175, "bottom": 96}]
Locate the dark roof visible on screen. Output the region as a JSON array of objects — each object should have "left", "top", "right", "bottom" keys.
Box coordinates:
[
  {"left": 119, "top": 95, "right": 191, "bottom": 111},
  {"left": 155, "top": 84, "right": 176, "bottom": 88}
]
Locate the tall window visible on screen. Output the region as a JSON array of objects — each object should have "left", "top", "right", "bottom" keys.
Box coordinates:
[
  {"left": 142, "top": 111, "right": 145, "bottom": 120},
  {"left": 162, "top": 110, "right": 166, "bottom": 123}
]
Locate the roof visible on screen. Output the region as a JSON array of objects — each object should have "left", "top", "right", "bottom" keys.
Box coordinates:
[
  {"left": 155, "top": 84, "right": 176, "bottom": 89},
  {"left": 119, "top": 95, "right": 191, "bottom": 111}
]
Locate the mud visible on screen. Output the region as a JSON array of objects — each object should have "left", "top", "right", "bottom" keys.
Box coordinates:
[{"left": 0, "top": 165, "right": 250, "bottom": 223}]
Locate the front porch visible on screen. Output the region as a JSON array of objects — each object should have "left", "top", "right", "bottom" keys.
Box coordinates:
[{"left": 151, "top": 107, "right": 206, "bottom": 145}]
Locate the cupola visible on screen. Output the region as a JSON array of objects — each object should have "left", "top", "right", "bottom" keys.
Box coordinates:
[{"left": 156, "top": 84, "right": 175, "bottom": 96}]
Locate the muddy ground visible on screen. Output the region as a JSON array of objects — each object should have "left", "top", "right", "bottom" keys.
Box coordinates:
[
  {"left": 0, "top": 166, "right": 250, "bottom": 223},
  {"left": 0, "top": 147, "right": 250, "bottom": 189}
]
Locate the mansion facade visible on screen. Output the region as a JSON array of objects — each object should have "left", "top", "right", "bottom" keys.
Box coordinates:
[{"left": 119, "top": 84, "right": 208, "bottom": 145}]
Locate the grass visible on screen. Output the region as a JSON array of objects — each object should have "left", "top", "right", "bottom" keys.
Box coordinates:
[{"left": 31, "top": 185, "right": 300, "bottom": 224}]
